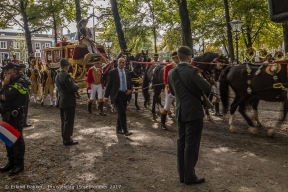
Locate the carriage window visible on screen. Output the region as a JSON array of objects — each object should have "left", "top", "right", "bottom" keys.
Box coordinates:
[
  {"left": 53, "top": 50, "right": 61, "bottom": 62},
  {"left": 46, "top": 52, "right": 52, "bottom": 63}
]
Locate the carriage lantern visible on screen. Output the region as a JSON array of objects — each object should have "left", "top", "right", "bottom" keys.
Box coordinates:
[
  {"left": 229, "top": 18, "right": 243, "bottom": 64},
  {"left": 104, "top": 39, "right": 113, "bottom": 61}
]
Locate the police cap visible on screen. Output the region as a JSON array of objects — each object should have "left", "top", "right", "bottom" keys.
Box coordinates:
[
  {"left": 19, "top": 64, "right": 27, "bottom": 68},
  {"left": 178, "top": 46, "right": 193, "bottom": 56},
  {"left": 59, "top": 58, "right": 70, "bottom": 67},
  {"left": 1, "top": 62, "right": 20, "bottom": 70}
]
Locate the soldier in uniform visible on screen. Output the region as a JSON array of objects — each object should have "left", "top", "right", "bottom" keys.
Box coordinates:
[
  {"left": 2, "top": 53, "right": 11, "bottom": 66},
  {"left": 27, "top": 52, "right": 35, "bottom": 68},
  {"left": 40, "top": 64, "right": 56, "bottom": 106},
  {"left": 27, "top": 62, "right": 40, "bottom": 103},
  {"left": 0, "top": 62, "right": 29, "bottom": 176},
  {"left": 86, "top": 58, "right": 106, "bottom": 115},
  {"left": 168, "top": 46, "right": 211, "bottom": 185},
  {"left": 160, "top": 51, "right": 179, "bottom": 130},
  {"left": 78, "top": 19, "right": 97, "bottom": 54},
  {"left": 19, "top": 63, "right": 32, "bottom": 127},
  {"left": 11, "top": 54, "right": 19, "bottom": 64},
  {"left": 55, "top": 59, "right": 79, "bottom": 146}
]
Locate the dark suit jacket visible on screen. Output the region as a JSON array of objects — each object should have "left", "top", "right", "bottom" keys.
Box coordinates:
[
  {"left": 104, "top": 68, "right": 132, "bottom": 104},
  {"left": 55, "top": 70, "right": 79, "bottom": 109},
  {"left": 168, "top": 63, "right": 211, "bottom": 122}
]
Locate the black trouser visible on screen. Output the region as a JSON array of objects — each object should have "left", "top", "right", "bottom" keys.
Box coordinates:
[
  {"left": 60, "top": 107, "right": 75, "bottom": 142},
  {"left": 2, "top": 114, "right": 25, "bottom": 166},
  {"left": 177, "top": 119, "right": 203, "bottom": 183},
  {"left": 23, "top": 94, "right": 29, "bottom": 124},
  {"left": 115, "top": 91, "right": 128, "bottom": 133}
]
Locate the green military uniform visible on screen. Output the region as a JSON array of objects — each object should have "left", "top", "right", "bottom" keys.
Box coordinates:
[
  {"left": 55, "top": 59, "right": 79, "bottom": 146},
  {"left": 168, "top": 46, "right": 211, "bottom": 185}
]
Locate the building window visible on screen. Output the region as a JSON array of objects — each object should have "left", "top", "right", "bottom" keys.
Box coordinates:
[
  {"left": 35, "top": 52, "right": 41, "bottom": 57},
  {"left": 13, "top": 42, "right": 21, "bottom": 49},
  {"left": 24, "top": 53, "right": 28, "bottom": 63},
  {"left": 45, "top": 43, "right": 51, "bottom": 48},
  {"left": 35, "top": 42, "right": 41, "bottom": 50},
  {"left": 0, "top": 52, "right": 7, "bottom": 63},
  {"left": 14, "top": 52, "right": 20, "bottom": 60},
  {"left": 0, "top": 41, "right": 7, "bottom": 49}
]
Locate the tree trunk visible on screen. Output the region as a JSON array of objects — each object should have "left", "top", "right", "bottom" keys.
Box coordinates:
[
  {"left": 20, "top": 0, "right": 33, "bottom": 54},
  {"left": 244, "top": 26, "right": 253, "bottom": 48},
  {"left": 223, "top": 0, "right": 234, "bottom": 61},
  {"left": 282, "top": 23, "right": 288, "bottom": 52},
  {"left": 110, "top": 0, "right": 127, "bottom": 51},
  {"left": 51, "top": 0, "right": 57, "bottom": 44},
  {"left": 75, "top": 0, "right": 82, "bottom": 38},
  {"left": 151, "top": 3, "right": 157, "bottom": 53},
  {"left": 177, "top": 0, "right": 193, "bottom": 56}
]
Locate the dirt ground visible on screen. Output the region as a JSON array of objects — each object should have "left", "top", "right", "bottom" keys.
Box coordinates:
[{"left": 0, "top": 92, "right": 288, "bottom": 192}]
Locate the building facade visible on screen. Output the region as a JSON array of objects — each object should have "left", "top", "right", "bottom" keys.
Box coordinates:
[{"left": 0, "top": 28, "right": 54, "bottom": 64}]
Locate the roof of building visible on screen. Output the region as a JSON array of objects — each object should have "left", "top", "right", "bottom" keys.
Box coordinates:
[{"left": 0, "top": 28, "right": 53, "bottom": 38}]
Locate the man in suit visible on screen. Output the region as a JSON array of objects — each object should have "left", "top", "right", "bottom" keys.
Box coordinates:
[
  {"left": 104, "top": 58, "right": 133, "bottom": 136},
  {"left": 55, "top": 59, "right": 79, "bottom": 146},
  {"left": 168, "top": 46, "right": 211, "bottom": 185}
]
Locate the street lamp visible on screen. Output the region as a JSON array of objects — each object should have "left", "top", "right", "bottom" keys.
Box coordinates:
[
  {"left": 104, "top": 39, "right": 113, "bottom": 61},
  {"left": 229, "top": 18, "right": 243, "bottom": 63}
]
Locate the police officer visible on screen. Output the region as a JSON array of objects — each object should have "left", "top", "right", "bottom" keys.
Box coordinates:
[
  {"left": 55, "top": 59, "right": 79, "bottom": 146},
  {"left": 0, "top": 62, "right": 29, "bottom": 176},
  {"left": 19, "top": 63, "right": 32, "bottom": 127},
  {"left": 168, "top": 46, "right": 211, "bottom": 185},
  {"left": 160, "top": 51, "right": 179, "bottom": 130}
]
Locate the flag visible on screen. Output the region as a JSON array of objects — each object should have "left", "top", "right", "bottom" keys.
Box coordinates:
[{"left": 0, "top": 122, "right": 21, "bottom": 147}]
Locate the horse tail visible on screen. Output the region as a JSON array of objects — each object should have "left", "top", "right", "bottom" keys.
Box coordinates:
[
  {"left": 220, "top": 66, "right": 232, "bottom": 114},
  {"left": 142, "top": 66, "right": 150, "bottom": 104}
]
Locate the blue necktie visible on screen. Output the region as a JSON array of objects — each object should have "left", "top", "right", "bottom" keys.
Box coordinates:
[{"left": 121, "top": 69, "right": 126, "bottom": 92}]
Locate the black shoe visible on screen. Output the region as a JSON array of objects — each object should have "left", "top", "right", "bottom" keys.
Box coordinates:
[
  {"left": 0, "top": 162, "right": 14, "bottom": 172},
  {"left": 136, "top": 105, "right": 140, "bottom": 110},
  {"left": 161, "top": 123, "right": 168, "bottom": 130},
  {"left": 63, "top": 140, "right": 79, "bottom": 146},
  {"left": 99, "top": 111, "right": 106, "bottom": 116},
  {"left": 124, "top": 132, "right": 132, "bottom": 136},
  {"left": 185, "top": 178, "right": 205, "bottom": 185},
  {"left": 24, "top": 123, "right": 32, "bottom": 127},
  {"left": 9, "top": 165, "right": 24, "bottom": 176},
  {"left": 116, "top": 131, "right": 124, "bottom": 134}
]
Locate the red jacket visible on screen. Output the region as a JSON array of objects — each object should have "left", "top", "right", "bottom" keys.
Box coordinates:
[
  {"left": 163, "top": 62, "right": 176, "bottom": 93},
  {"left": 86, "top": 67, "right": 104, "bottom": 86}
]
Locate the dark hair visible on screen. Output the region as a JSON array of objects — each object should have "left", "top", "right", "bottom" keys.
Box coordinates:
[{"left": 178, "top": 52, "right": 188, "bottom": 61}]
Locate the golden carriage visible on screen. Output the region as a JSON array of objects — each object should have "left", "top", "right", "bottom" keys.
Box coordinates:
[{"left": 43, "top": 40, "right": 108, "bottom": 88}]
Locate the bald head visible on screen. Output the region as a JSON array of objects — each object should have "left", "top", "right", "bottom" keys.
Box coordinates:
[{"left": 118, "top": 58, "right": 126, "bottom": 69}]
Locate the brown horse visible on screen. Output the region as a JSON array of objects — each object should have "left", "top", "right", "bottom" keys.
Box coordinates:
[{"left": 220, "top": 62, "right": 288, "bottom": 137}]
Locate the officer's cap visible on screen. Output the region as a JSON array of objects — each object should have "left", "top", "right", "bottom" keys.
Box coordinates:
[
  {"left": 1, "top": 62, "right": 20, "bottom": 70},
  {"left": 171, "top": 51, "right": 178, "bottom": 58},
  {"left": 178, "top": 46, "right": 193, "bottom": 56},
  {"left": 59, "top": 58, "right": 70, "bottom": 67},
  {"left": 19, "top": 64, "right": 27, "bottom": 68}
]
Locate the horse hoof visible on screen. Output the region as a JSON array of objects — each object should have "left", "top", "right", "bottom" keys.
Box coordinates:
[
  {"left": 267, "top": 129, "right": 276, "bottom": 137},
  {"left": 230, "top": 126, "right": 237, "bottom": 133},
  {"left": 248, "top": 127, "right": 259, "bottom": 135},
  {"left": 206, "top": 115, "right": 213, "bottom": 121}
]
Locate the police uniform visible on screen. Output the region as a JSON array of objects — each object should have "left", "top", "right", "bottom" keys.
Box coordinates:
[
  {"left": 41, "top": 65, "right": 55, "bottom": 106},
  {"left": 27, "top": 64, "right": 40, "bottom": 103},
  {"left": 78, "top": 19, "right": 97, "bottom": 54},
  {"left": 19, "top": 64, "right": 32, "bottom": 127},
  {"left": 86, "top": 59, "right": 106, "bottom": 115},
  {"left": 55, "top": 59, "right": 79, "bottom": 146},
  {"left": 168, "top": 46, "right": 211, "bottom": 185},
  {"left": 160, "top": 51, "right": 178, "bottom": 130},
  {"left": 0, "top": 62, "right": 29, "bottom": 176}
]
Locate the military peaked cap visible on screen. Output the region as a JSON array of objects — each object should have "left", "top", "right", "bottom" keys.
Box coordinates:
[
  {"left": 19, "top": 64, "right": 27, "bottom": 68},
  {"left": 178, "top": 46, "right": 192, "bottom": 56},
  {"left": 171, "top": 51, "right": 178, "bottom": 58},
  {"left": 60, "top": 58, "right": 70, "bottom": 66}
]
